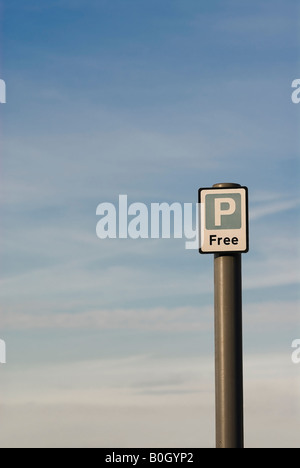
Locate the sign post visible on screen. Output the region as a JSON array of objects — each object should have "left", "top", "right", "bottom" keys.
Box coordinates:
[{"left": 199, "top": 183, "right": 249, "bottom": 449}]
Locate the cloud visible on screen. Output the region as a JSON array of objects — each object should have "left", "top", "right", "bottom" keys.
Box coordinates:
[
  {"left": 1, "top": 300, "right": 298, "bottom": 332},
  {"left": 0, "top": 353, "right": 298, "bottom": 447},
  {"left": 1, "top": 304, "right": 211, "bottom": 332},
  {"left": 245, "top": 257, "right": 300, "bottom": 290},
  {"left": 0, "top": 354, "right": 214, "bottom": 408},
  {"left": 250, "top": 198, "right": 300, "bottom": 221}
]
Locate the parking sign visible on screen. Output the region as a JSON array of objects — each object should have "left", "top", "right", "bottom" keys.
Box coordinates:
[{"left": 199, "top": 186, "right": 249, "bottom": 254}]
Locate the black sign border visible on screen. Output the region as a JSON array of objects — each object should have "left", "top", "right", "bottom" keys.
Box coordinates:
[{"left": 198, "top": 186, "right": 249, "bottom": 255}]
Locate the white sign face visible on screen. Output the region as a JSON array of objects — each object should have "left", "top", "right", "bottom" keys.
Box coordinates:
[{"left": 199, "top": 187, "right": 249, "bottom": 254}]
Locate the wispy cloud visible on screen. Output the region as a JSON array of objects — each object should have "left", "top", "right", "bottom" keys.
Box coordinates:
[
  {"left": 0, "top": 305, "right": 211, "bottom": 332},
  {"left": 1, "top": 300, "right": 298, "bottom": 332},
  {"left": 250, "top": 198, "right": 300, "bottom": 221},
  {"left": 0, "top": 353, "right": 298, "bottom": 447}
]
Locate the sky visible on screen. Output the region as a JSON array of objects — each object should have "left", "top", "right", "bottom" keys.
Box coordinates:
[{"left": 0, "top": 0, "right": 299, "bottom": 448}]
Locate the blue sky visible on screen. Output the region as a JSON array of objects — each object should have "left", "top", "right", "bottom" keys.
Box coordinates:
[{"left": 0, "top": 0, "right": 299, "bottom": 448}]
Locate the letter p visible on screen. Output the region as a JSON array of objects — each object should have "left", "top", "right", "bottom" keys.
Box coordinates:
[{"left": 214, "top": 198, "right": 236, "bottom": 227}]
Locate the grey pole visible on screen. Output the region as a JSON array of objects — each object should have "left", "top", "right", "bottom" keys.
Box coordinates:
[{"left": 213, "top": 183, "right": 244, "bottom": 449}]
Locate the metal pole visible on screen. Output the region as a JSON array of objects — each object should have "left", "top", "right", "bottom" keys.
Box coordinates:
[{"left": 213, "top": 183, "right": 244, "bottom": 449}]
